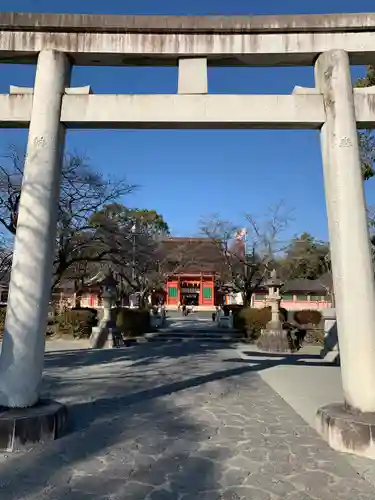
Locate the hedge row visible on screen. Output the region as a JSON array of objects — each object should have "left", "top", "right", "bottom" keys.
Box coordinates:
[
  {"left": 293, "top": 309, "right": 322, "bottom": 326},
  {"left": 234, "top": 307, "right": 323, "bottom": 343},
  {"left": 55, "top": 307, "right": 151, "bottom": 339},
  {"left": 55, "top": 308, "right": 98, "bottom": 338},
  {"left": 0, "top": 306, "right": 152, "bottom": 340},
  {"left": 115, "top": 308, "right": 151, "bottom": 337}
]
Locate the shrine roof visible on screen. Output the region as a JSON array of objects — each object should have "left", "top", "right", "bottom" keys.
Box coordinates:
[{"left": 161, "top": 237, "right": 226, "bottom": 275}]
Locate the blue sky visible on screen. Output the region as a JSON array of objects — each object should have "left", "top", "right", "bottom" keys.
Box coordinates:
[{"left": 0, "top": 0, "right": 374, "bottom": 240}]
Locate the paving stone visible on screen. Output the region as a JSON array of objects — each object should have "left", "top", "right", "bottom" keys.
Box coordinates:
[
  {"left": 148, "top": 490, "right": 180, "bottom": 500},
  {"left": 0, "top": 341, "right": 374, "bottom": 499},
  {"left": 222, "top": 486, "right": 272, "bottom": 500}
]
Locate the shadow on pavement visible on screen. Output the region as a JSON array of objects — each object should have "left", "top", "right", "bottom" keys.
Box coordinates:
[
  {"left": 44, "top": 339, "right": 238, "bottom": 369},
  {"left": 0, "top": 343, "right": 256, "bottom": 500},
  {"left": 227, "top": 349, "right": 339, "bottom": 369}
]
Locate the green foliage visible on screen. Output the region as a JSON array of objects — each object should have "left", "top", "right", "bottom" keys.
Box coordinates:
[
  {"left": 279, "top": 233, "right": 329, "bottom": 280},
  {"left": 358, "top": 130, "right": 375, "bottom": 181},
  {"left": 355, "top": 66, "right": 375, "bottom": 180},
  {"left": 56, "top": 308, "right": 98, "bottom": 338},
  {"left": 89, "top": 203, "right": 171, "bottom": 298},
  {"left": 91, "top": 203, "right": 170, "bottom": 236},
  {"left": 293, "top": 309, "right": 322, "bottom": 326},
  {"left": 115, "top": 308, "right": 150, "bottom": 337},
  {"left": 355, "top": 65, "right": 375, "bottom": 88},
  {"left": 237, "top": 306, "right": 290, "bottom": 341}
]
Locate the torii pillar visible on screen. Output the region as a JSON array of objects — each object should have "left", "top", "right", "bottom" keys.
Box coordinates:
[
  {"left": 315, "top": 50, "right": 375, "bottom": 459},
  {"left": 0, "top": 50, "right": 69, "bottom": 451}
]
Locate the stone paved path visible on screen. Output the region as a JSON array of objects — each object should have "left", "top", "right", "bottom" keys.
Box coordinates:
[
  {"left": 163, "top": 312, "right": 217, "bottom": 332},
  {"left": 0, "top": 341, "right": 374, "bottom": 499}
]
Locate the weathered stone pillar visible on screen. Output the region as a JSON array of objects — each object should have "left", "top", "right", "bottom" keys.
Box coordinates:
[
  {"left": 0, "top": 50, "right": 70, "bottom": 407},
  {"left": 315, "top": 50, "right": 375, "bottom": 458}
]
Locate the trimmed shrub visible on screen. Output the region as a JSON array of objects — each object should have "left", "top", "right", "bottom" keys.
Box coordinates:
[
  {"left": 233, "top": 309, "right": 245, "bottom": 331},
  {"left": 293, "top": 309, "right": 322, "bottom": 326},
  {"left": 115, "top": 308, "right": 150, "bottom": 337},
  {"left": 71, "top": 306, "right": 98, "bottom": 316},
  {"left": 56, "top": 308, "right": 98, "bottom": 338},
  {"left": 239, "top": 307, "right": 272, "bottom": 341},
  {"left": 279, "top": 307, "right": 288, "bottom": 322}
]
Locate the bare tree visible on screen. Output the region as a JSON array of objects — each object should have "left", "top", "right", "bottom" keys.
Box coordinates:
[
  {"left": 87, "top": 203, "right": 175, "bottom": 305},
  {"left": 0, "top": 236, "right": 12, "bottom": 283},
  {"left": 0, "top": 145, "right": 135, "bottom": 290},
  {"left": 101, "top": 228, "right": 199, "bottom": 306},
  {"left": 201, "top": 202, "right": 292, "bottom": 306}
]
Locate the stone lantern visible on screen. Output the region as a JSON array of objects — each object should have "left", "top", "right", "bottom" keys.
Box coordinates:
[
  {"left": 265, "top": 269, "right": 283, "bottom": 329},
  {"left": 256, "top": 269, "right": 290, "bottom": 353},
  {"left": 90, "top": 272, "right": 119, "bottom": 349},
  {"left": 99, "top": 273, "right": 118, "bottom": 322}
]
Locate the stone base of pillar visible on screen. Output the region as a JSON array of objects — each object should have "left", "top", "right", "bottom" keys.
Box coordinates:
[
  {"left": 0, "top": 399, "right": 67, "bottom": 452},
  {"left": 317, "top": 403, "right": 375, "bottom": 459},
  {"left": 256, "top": 328, "right": 291, "bottom": 353}
]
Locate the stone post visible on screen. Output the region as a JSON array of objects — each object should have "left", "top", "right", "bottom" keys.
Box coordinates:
[
  {"left": 0, "top": 50, "right": 70, "bottom": 408},
  {"left": 178, "top": 58, "right": 208, "bottom": 94},
  {"left": 315, "top": 50, "right": 375, "bottom": 458}
]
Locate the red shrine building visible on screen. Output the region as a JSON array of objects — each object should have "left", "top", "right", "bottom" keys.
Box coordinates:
[
  {"left": 160, "top": 237, "right": 332, "bottom": 312},
  {"left": 166, "top": 273, "right": 216, "bottom": 309},
  {"left": 162, "top": 238, "right": 225, "bottom": 310}
]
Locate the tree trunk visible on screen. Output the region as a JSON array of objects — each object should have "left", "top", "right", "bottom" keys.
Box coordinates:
[
  {"left": 242, "top": 290, "right": 252, "bottom": 308},
  {"left": 139, "top": 290, "right": 149, "bottom": 309}
]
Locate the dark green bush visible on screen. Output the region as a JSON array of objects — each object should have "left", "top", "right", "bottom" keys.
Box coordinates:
[
  {"left": 293, "top": 309, "right": 322, "bottom": 326},
  {"left": 115, "top": 308, "right": 150, "bottom": 337},
  {"left": 71, "top": 306, "right": 98, "bottom": 317},
  {"left": 239, "top": 307, "right": 272, "bottom": 341},
  {"left": 238, "top": 306, "right": 289, "bottom": 341},
  {"left": 233, "top": 309, "right": 245, "bottom": 331},
  {"left": 56, "top": 308, "right": 98, "bottom": 338},
  {"left": 279, "top": 307, "right": 288, "bottom": 322}
]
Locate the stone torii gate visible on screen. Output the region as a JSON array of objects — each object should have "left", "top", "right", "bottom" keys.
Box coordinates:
[{"left": 0, "top": 12, "right": 375, "bottom": 456}]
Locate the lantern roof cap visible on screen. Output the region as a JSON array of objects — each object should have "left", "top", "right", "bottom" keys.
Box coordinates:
[{"left": 265, "top": 269, "right": 283, "bottom": 287}]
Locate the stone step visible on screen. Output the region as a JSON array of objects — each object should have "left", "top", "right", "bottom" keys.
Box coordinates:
[
  {"left": 147, "top": 336, "right": 243, "bottom": 343},
  {"left": 119, "top": 333, "right": 246, "bottom": 347},
  {"left": 155, "top": 335, "right": 243, "bottom": 341},
  {"left": 146, "top": 333, "right": 245, "bottom": 343},
  {"left": 157, "top": 329, "right": 242, "bottom": 335}
]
